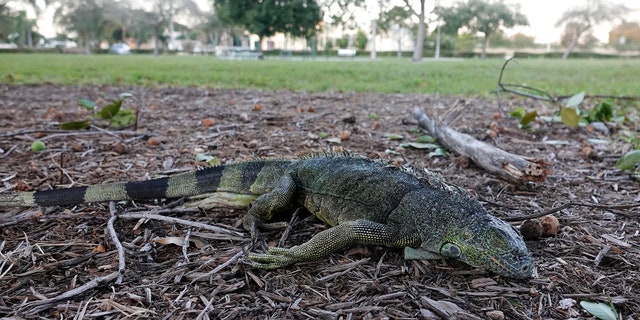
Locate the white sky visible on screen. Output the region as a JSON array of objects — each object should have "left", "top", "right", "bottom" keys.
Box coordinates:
[
  {"left": 21, "top": 0, "right": 640, "bottom": 44},
  {"left": 509, "top": 0, "right": 638, "bottom": 43}
]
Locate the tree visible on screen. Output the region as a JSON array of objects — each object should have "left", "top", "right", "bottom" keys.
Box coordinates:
[
  {"left": 609, "top": 21, "right": 640, "bottom": 51},
  {"left": 560, "top": 22, "right": 597, "bottom": 51},
  {"left": 54, "top": 0, "right": 109, "bottom": 54},
  {"left": 103, "top": 1, "right": 132, "bottom": 44},
  {"left": 319, "top": 0, "right": 364, "bottom": 28},
  {"left": 379, "top": 6, "right": 411, "bottom": 58},
  {"left": 437, "top": 0, "right": 528, "bottom": 59},
  {"left": 148, "top": 0, "right": 201, "bottom": 55},
  {"left": 128, "top": 9, "right": 157, "bottom": 49},
  {"left": 10, "top": 0, "right": 53, "bottom": 46},
  {"left": 402, "top": 0, "right": 427, "bottom": 61},
  {"left": 197, "top": 13, "right": 225, "bottom": 46},
  {"left": 555, "top": 0, "right": 628, "bottom": 59},
  {"left": 215, "top": 0, "right": 322, "bottom": 50},
  {"left": 283, "top": 0, "right": 323, "bottom": 40},
  {"left": 510, "top": 32, "right": 536, "bottom": 48}
]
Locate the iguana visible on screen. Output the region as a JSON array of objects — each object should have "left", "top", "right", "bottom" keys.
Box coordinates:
[{"left": 0, "top": 150, "right": 534, "bottom": 279}]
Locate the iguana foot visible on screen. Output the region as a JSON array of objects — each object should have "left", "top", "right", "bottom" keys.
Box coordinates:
[
  {"left": 248, "top": 247, "right": 299, "bottom": 269},
  {"left": 243, "top": 214, "right": 288, "bottom": 240}
]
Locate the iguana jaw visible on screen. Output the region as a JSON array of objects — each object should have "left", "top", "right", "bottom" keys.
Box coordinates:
[{"left": 404, "top": 244, "right": 533, "bottom": 279}]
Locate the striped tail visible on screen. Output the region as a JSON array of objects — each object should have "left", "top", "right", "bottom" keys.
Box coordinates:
[{"left": 0, "top": 166, "right": 227, "bottom": 207}]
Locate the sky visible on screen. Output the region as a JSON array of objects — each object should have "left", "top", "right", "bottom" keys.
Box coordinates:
[
  {"left": 508, "top": 0, "right": 638, "bottom": 43},
  {"left": 22, "top": 0, "right": 640, "bottom": 44}
]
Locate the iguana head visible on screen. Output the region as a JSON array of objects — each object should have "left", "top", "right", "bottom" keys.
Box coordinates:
[{"left": 407, "top": 211, "right": 534, "bottom": 279}]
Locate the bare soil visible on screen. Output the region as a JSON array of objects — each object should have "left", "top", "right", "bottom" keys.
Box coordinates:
[{"left": 0, "top": 84, "right": 638, "bottom": 319}]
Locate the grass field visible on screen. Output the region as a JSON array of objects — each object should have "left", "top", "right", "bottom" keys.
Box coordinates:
[{"left": 0, "top": 54, "right": 638, "bottom": 96}]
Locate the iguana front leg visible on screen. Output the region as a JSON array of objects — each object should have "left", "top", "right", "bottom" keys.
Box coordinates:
[
  {"left": 242, "top": 173, "right": 297, "bottom": 238},
  {"left": 248, "top": 219, "right": 420, "bottom": 269}
]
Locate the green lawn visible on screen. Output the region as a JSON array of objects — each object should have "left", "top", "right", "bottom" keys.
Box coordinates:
[{"left": 1, "top": 54, "right": 638, "bottom": 96}]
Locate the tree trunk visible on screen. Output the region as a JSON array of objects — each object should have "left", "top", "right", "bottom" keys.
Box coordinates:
[
  {"left": 412, "top": 0, "right": 426, "bottom": 62},
  {"left": 481, "top": 34, "right": 489, "bottom": 59},
  {"left": 370, "top": 19, "right": 377, "bottom": 59},
  {"left": 27, "top": 29, "right": 33, "bottom": 47},
  {"left": 153, "top": 26, "right": 160, "bottom": 56},
  {"left": 434, "top": 25, "right": 441, "bottom": 59},
  {"left": 397, "top": 35, "right": 402, "bottom": 58},
  {"left": 562, "top": 33, "right": 580, "bottom": 59}
]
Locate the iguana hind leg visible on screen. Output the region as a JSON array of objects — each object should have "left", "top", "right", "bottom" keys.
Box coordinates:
[
  {"left": 242, "top": 173, "right": 297, "bottom": 238},
  {"left": 248, "top": 219, "right": 420, "bottom": 269}
]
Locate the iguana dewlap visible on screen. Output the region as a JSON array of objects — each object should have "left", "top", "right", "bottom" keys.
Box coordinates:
[{"left": 0, "top": 151, "right": 534, "bottom": 279}]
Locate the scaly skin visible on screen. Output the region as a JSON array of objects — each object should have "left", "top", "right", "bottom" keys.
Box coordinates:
[{"left": 0, "top": 151, "right": 534, "bottom": 278}]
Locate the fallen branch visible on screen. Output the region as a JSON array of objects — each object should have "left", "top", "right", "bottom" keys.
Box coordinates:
[{"left": 412, "top": 105, "right": 551, "bottom": 185}]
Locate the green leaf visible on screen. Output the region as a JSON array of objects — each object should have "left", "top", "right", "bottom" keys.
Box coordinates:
[
  {"left": 599, "top": 102, "right": 613, "bottom": 121},
  {"left": 195, "top": 153, "right": 221, "bottom": 166},
  {"left": 368, "top": 112, "right": 377, "bottom": 120},
  {"left": 385, "top": 133, "right": 404, "bottom": 140},
  {"left": 564, "top": 91, "right": 585, "bottom": 108},
  {"left": 428, "top": 147, "right": 448, "bottom": 157},
  {"left": 109, "top": 108, "right": 136, "bottom": 128},
  {"left": 318, "top": 132, "right": 328, "bottom": 139},
  {"left": 560, "top": 107, "right": 580, "bottom": 128},
  {"left": 195, "top": 153, "right": 213, "bottom": 162},
  {"left": 414, "top": 135, "right": 436, "bottom": 143},
  {"left": 579, "top": 301, "right": 617, "bottom": 320},
  {"left": 588, "top": 101, "right": 613, "bottom": 122},
  {"left": 520, "top": 111, "right": 538, "bottom": 126},
  {"left": 77, "top": 98, "right": 96, "bottom": 110},
  {"left": 60, "top": 120, "right": 91, "bottom": 130},
  {"left": 98, "top": 99, "right": 123, "bottom": 120},
  {"left": 509, "top": 107, "right": 526, "bottom": 119},
  {"left": 616, "top": 150, "right": 640, "bottom": 171},
  {"left": 399, "top": 142, "right": 438, "bottom": 149}
]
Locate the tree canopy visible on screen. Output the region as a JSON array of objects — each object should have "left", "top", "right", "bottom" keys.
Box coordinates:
[
  {"left": 555, "top": 0, "right": 628, "bottom": 59},
  {"left": 436, "top": 0, "right": 528, "bottom": 58},
  {"left": 214, "top": 0, "right": 322, "bottom": 50},
  {"left": 609, "top": 21, "right": 640, "bottom": 52}
]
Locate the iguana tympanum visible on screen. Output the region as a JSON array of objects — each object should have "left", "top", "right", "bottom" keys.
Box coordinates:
[{"left": 0, "top": 150, "right": 534, "bottom": 279}]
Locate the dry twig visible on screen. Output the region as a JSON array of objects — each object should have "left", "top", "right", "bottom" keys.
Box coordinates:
[
  {"left": 117, "top": 211, "right": 244, "bottom": 238},
  {"left": 496, "top": 58, "right": 640, "bottom": 102},
  {"left": 503, "top": 201, "right": 640, "bottom": 221},
  {"left": 108, "top": 202, "right": 126, "bottom": 284},
  {"left": 20, "top": 271, "right": 120, "bottom": 314}
]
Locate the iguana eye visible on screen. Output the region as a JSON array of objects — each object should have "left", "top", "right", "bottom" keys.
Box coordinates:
[{"left": 440, "top": 242, "right": 461, "bottom": 258}]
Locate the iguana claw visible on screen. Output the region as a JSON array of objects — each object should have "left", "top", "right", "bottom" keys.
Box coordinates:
[{"left": 248, "top": 247, "right": 297, "bottom": 269}]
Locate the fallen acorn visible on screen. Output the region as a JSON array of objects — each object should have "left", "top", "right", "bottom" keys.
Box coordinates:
[{"left": 520, "top": 214, "right": 560, "bottom": 240}]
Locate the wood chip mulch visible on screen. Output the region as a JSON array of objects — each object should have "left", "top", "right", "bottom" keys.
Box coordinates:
[{"left": 0, "top": 84, "right": 638, "bottom": 319}]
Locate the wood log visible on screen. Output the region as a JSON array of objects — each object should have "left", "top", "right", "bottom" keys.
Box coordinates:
[{"left": 412, "top": 106, "right": 551, "bottom": 185}]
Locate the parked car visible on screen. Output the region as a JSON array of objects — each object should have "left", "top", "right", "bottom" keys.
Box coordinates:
[{"left": 109, "top": 43, "right": 130, "bottom": 55}]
